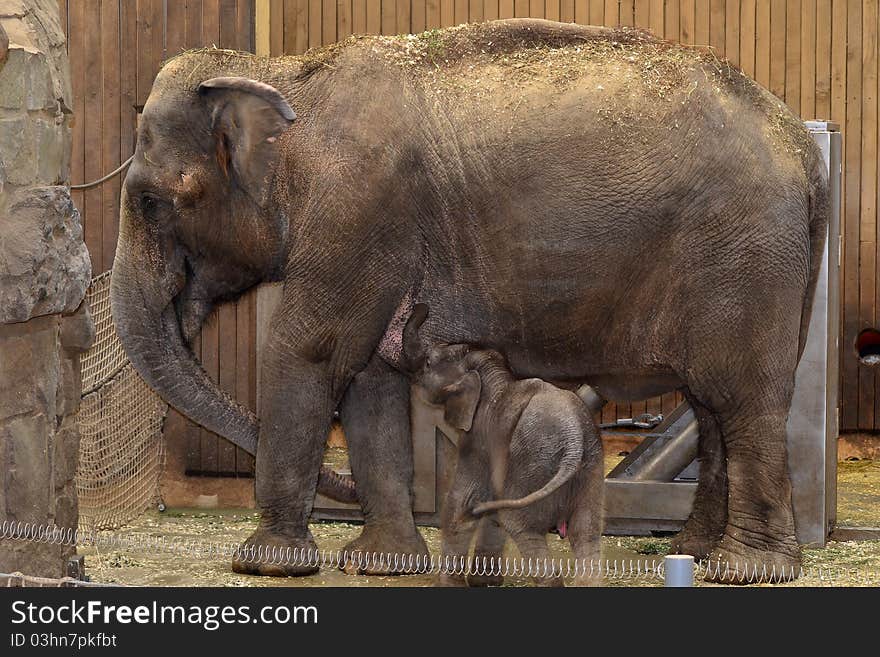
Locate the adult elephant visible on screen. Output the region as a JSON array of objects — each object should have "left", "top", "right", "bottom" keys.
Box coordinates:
[{"left": 110, "top": 19, "right": 828, "bottom": 582}]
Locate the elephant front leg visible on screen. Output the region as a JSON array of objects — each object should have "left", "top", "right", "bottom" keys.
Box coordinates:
[
  {"left": 232, "top": 351, "right": 336, "bottom": 577},
  {"left": 338, "top": 354, "right": 429, "bottom": 575}
]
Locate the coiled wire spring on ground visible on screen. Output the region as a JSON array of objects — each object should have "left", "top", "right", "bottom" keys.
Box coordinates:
[{"left": 2, "top": 520, "right": 879, "bottom": 585}]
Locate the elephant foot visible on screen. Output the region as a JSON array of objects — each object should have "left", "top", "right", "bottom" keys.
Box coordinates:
[
  {"left": 467, "top": 572, "right": 504, "bottom": 587},
  {"left": 437, "top": 574, "right": 468, "bottom": 587},
  {"left": 669, "top": 523, "right": 724, "bottom": 561},
  {"left": 340, "top": 523, "right": 429, "bottom": 576},
  {"left": 231, "top": 527, "right": 320, "bottom": 577},
  {"left": 704, "top": 534, "right": 801, "bottom": 585}
]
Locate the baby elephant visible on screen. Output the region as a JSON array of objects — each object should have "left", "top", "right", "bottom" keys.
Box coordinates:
[{"left": 403, "top": 304, "right": 605, "bottom": 587}]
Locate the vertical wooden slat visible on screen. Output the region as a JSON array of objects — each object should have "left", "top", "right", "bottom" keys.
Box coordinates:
[
  {"left": 785, "top": 0, "right": 801, "bottom": 114},
  {"left": 285, "top": 0, "right": 309, "bottom": 53},
  {"left": 648, "top": 0, "right": 663, "bottom": 36},
  {"left": 862, "top": 0, "right": 878, "bottom": 429},
  {"left": 309, "top": 0, "right": 323, "bottom": 44},
  {"left": 83, "top": 0, "right": 103, "bottom": 275},
  {"left": 353, "top": 0, "right": 368, "bottom": 32},
  {"left": 843, "top": 0, "right": 862, "bottom": 428},
  {"left": 769, "top": 0, "right": 785, "bottom": 99},
  {"left": 185, "top": 0, "right": 204, "bottom": 49},
  {"left": 800, "top": 0, "right": 816, "bottom": 118},
  {"left": 603, "top": 0, "right": 616, "bottom": 26},
  {"left": 498, "top": 0, "right": 514, "bottom": 19},
  {"left": 694, "top": 0, "right": 709, "bottom": 45},
  {"left": 861, "top": 240, "right": 877, "bottom": 429},
  {"left": 238, "top": 0, "right": 254, "bottom": 50},
  {"left": 725, "top": 0, "right": 740, "bottom": 65},
  {"left": 235, "top": 291, "right": 256, "bottom": 475},
  {"left": 814, "top": 0, "right": 831, "bottom": 120},
  {"left": 709, "top": 0, "right": 724, "bottom": 56},
  {"left": 664, "top": 0, "right": 679, "bottom": 41},
  {"left": 367, "top": 0, "right": 382, "bottom": 31},
  {"left": 469, "top": 0, "right": 484, "bottom": 22},
  {"left": 412, "top": 0, "right": 427, "bottom": 32},
  {"left": 455, "top": 0, "right": 469, "bottom": 23},
  {"left": 256, "top": 0, "right": 272, "bottom": 54},
  {"left": 754, "top": 0, "right": 770, "bottom": 88},
  {"left": 396, "top": 0, "right": 411, "bottom": 33},
  {"left": 427, "top": 0, "right": 442, "bottom": 27},
  {"left": 381, "top": 0, "right": 395, "bottom": 33},
  {"left": 168, "top": 0, "right": 186, "bottom": 57},
  {"left": 679, "top": 0, "right": 694, "bottom": 43},
  {"left": 486, "top": 0, "right": 501, "bottom": 21},
  {"left": 619, "top": 0, "right": 633, "bottom": 26},
  {"left": 218, "top": 303, "right": 238, "bottom": 475},
  {"left": 560, "top": 0, "right": 574, "bottom": 23},
  {"left": 588, "top": 0, "right": 601, "bottom": 24},
  {"left": 739, "top": 0, "right": 755, "bottom": 77},
  {"left": 101, "top": 0, "right": 121, "bottom": 272},
  {"left": 831, "top": 0, "right": 851, "bottom": 427},
  {"left": 323, "top": 0, "right": 337, "bottom": 43},
  {"left": 120, "top": 0, "right": 137, "bottom": 157},
  {"left": 203, "top": 0, "right": 222, "bottom": 45},
  {"left": 219, "top": 0, "right": 238, "bottom": 48},
  {"left": 339, "top": 0, "right": 352, "bottom": 39}
]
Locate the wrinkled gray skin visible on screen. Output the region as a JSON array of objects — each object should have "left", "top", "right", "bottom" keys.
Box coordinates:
[
  {"left": 110, "top": 19, "right": 828, "bottom": 581},
  {"left": 402, "top": 305, "right": 605, "bottom": 587}
]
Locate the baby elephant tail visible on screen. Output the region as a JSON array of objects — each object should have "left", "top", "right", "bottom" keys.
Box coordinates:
[{"left": 471, "top": 425, "right": 584, "bottom": 516}]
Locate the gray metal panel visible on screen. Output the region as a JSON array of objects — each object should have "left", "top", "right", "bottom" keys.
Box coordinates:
[
  {"left": 786, "top": 125, "right": 841, "bottom": 545},
  {"left": 604, "top": 480, "right": 696, "bottom": 521}
]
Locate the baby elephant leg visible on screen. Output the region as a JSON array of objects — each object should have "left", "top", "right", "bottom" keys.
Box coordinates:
[
  {"left": 510, "top": 531, "right": 565, "bottom": 587},
  {"left": 467, "top": 517, "right": 507, "bottom": 587},
  {"left": 567, "top": 469, "right": 605, "bottom": 586},
  {"left": 438, "top": 490, "right": 478, "bottom": 587}
]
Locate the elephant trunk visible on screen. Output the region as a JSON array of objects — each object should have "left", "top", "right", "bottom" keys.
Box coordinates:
[
  {"left": 470, "top": 428, "right": 584, "bottom": 516},
  {"left": 110, "top": 202, "right": 356, "bottom": 501}
]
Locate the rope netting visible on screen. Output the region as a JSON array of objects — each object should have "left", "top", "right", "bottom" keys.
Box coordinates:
[{"left": 76, "top": 271, "right": 168, "bottom": 531}]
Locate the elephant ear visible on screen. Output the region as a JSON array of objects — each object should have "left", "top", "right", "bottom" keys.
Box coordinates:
[
  {"left": 443, "top": 371, "right": 482, "bottom": 432},
  {"left": 198, "top": 77, "right": 296, "bottom": 207}
]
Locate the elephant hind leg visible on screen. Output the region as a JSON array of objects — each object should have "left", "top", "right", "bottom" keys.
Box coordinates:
[
  {"left": 669, "top": 393, "right": 728, "bottom": 560},
  {"left": 684, "top": 372, "right": 801, "bottom": 584},
  {"left": 508, "top": 531, "right": 565, "bottom": 587}
]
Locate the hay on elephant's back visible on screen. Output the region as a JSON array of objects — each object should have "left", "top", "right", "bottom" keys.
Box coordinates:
[{"left": 76, "top": 271, "right": 168, "bottom": 531}]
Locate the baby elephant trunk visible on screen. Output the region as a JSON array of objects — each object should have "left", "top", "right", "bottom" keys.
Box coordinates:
[{"left": 471, "top": 428, "right": 585, "bottom": 516}]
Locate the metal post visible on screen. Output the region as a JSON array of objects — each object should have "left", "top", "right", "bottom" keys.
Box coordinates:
[{"left": 664, "top": 555, "right": 695, "bottom": 587}]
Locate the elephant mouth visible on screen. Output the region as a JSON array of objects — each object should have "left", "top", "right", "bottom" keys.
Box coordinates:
[{"left": 857, "top": 328, "right": 880, "bottom": 366}]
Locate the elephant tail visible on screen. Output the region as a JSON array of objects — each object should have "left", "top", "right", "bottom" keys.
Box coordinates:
[
  {"left": 317, "top": 466, "right": 358, "bottom": 504},
  {"left": 797, "top": 150, "right": 831, "bottom": 364}
]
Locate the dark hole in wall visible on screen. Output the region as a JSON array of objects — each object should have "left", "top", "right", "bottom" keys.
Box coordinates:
[{"left": 856, "top": 329, "right": 880, "bottom": 366}]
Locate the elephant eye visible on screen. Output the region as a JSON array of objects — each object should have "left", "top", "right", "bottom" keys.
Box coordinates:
[{"left": 140, "top": 193, "right": 167, "bottom": 219}]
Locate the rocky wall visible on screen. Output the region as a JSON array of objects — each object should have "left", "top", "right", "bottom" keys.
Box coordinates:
[{"left": 0, "top": 0, "right": 92, "bottom": 578}]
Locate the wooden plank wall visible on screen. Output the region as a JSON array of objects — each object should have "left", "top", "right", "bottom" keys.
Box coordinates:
[
  {"left": 261, "top": 0, "right": 879, "bottom": 433},
  {"left": 60, "top": 0, "right": 257, "bottom": 476},
  {"left": 58, "top": 1, "right": 880, "bottom": 442}
]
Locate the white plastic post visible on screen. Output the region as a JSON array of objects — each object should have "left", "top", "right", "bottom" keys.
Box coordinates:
[{"left": 664, "top": 555, "right": 695, "bottom": 587}]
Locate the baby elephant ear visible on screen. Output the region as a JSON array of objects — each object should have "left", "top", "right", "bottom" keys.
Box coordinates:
[
  {"left": 198, "top": 77, "right": 296, "bottom": 207},
  {"left": 444, "top": 371, "right": 482, "bottom": 432}
]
